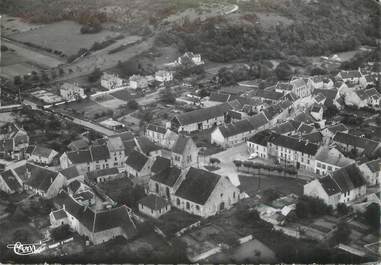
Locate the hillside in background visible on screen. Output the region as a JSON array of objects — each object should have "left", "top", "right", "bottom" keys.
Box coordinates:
[{"left": 1, "top": 0, "right": 380, "bottom": 62}]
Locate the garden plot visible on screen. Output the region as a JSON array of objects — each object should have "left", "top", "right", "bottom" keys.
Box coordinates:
[
  {"left": 93, "top": 94, "right": 126, "bottom": 110},
  {"left": 9, "top": 21, "right": 120, "bottom": 56}
]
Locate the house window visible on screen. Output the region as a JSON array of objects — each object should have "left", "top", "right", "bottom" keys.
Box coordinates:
[
  {"left": 186, "top": 202, "right": 190, "bottom": 210},
  {"left": 196, "top": 205, "right": 200, "bottom": 211},
  {"left": 233, "top": 192, "right": 236, "bottom": 199},
  {"left": 176, "top": 198, "right": 180, "bottom": 206}
]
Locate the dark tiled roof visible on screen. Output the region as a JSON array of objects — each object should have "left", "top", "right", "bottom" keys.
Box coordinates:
[
  {"left": 90, "top": 145, "right": 110, "bottom": 161},
  {"left": 68, "top": 138, "right": 89, "bottom": 150},
  {"left": 364, "top": 159, "right": 381, "bottom": 173},
  {"left": 25, "top": 163, "right": 59, "bottom": 192},
  {"left": 68, "top": 180, "right": 81, "bottom": 193},
  {"left": 300, "top": 132, "right": 323, "bottom": 144},
  {"left": 1, "top": 170, "right": 21, "bottom": 191},
  {"left": 262, "top": 104, "right": 283, "bottom": 121},
  {"left": 252, "top": 90, "right": 284, "bottom": 101},
  {"left": 175, "top": 167, "right": 221, "bottom": 205},
  {"left": 54, "top": 192, "right": 137, "bottom": 236},
  {"left": 331, "top": 164, "right": 366, "bottom": 192},
  {"left": 312, "top": 89, "right": 339, "bottom": 107},
  {"left": 87, "top": 167, "right": 119, "bottom": 180},
  {"left": 209, "top": 92, "right": 230, "bottom": 102},
  {"left": 271, "top": 134, "right": 320, "bottom": 155},
  {"left": 135, "top": 136, "right": 161, "bottom": 155},
  {"left": 66, "top": 150, "right": 92, "bottom": 164},
  {"left": 52, "top": 209, "right": 67, "bottom": 220},
  {"left": 248, "top": 130, "right": 276, "bottom": 146},
  {"left": 147, "top": 124, "right": 167, "bottom": 134},
  {"left": 151, "top": 166, "right": 181, "bottom": 187},
  {"left": 339, "top": 70, "right": 362, "bottom": 79},
  {"left": 174, "top": 103, "right": 232, "bottom": 126},
  {"left": 247, "top": 113, "right": 268, "bottom": 129},
  {"left": 32, "top": 145, "right": 56, "bottom": 158},
  {"left": 271, "top": 121, "right": 296, "bottom": 135},
  {"left": 60, "top": 166, "right": 81, "bottom": 180},
  {"left": 333, "top": 132, "right": 379, "bottom": 149},
  {"left": 151, "top": 157, "right": 171, "bottom": 175},
  {"left": 139, "top": 194, "right": 169, "bottom": 210},
  {"left": 171, "top": 135, "right": 192, "bottom": 154},
  {"left": 328, "top": 124, "right": 348, "bottom": 134},
  {"left": 112, "top": 131, "right": 135, "bottom": 141},
  {"left": 218, "top": 119, "right": 254, "bottom": 138},
  {"left": 319, "top": 176, "right": 341, "bottom": 196},
  {"left": 297, "top": 123, "right": 315, "bottom": 135},
  {"left": 125, "top": 150, "right": 149, "bottom": 172}
]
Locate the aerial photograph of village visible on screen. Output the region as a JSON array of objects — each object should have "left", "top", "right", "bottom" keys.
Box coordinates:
[{"left": 0, "top": 0, "right": 380, "bottom": 263}]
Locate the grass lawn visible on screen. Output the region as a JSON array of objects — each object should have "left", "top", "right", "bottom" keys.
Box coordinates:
[
  {"left": 155, "top": 209, "right": 200, "bottom": 236},
  {"left": 111, "top": 89, "right": 134, "bottom": 101},
  {"left": 9, "top": 21, "right": 119, "bottom": 56},
  {"left": 239, "top": 175, "right": 305, "bottom": 197}
]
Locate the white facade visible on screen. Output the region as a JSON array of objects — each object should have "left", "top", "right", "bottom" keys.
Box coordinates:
[
  {"left": 60, "top": 83, "right": 86, "bottom": 101},
  {"left": 155, "top": 71, "right": 173, "bottom": 82},
  {"left": 101, "top": 73, "right": 124, "bottom": 90}
]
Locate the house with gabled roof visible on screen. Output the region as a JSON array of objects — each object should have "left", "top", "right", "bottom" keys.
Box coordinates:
[
  {"left": 336, "top": 70, "right": 362, "bottom": 85},
  {"left": 149, "top": 165, "right": 183, "bottom": 201},
  {"left": 247, "top": 130, "right": 276, "bottom": 159},
  {"left": 53, "top": 191, "right": 137, "bottom": 245},
  {"left": 269, "top": 133, "right": 320, "bottom": 171},
  {"left": 314, "top": 147, "right": 355, "bottom": 176},
  {"left": 23, "top": 163, "right": 66, "bottom": 199},
  {"left": 304, "top": 164, "right": 367, "bottom": 207},
  {"left": 333, "top": 132, "right": 381, "bottom": 157},
  {"left": 0, "top": 123, "right": 29, "bottom": 160},
  {"left": 170, "top": 135, "right": 198, "bottom": 169},
  {"left": 138, "top": 194, "right": 171, "bottom": 219},
  {"left": 106, "top": 136, "right": 126, "bottom": 168},
  {"left": 145, "top": 124, "right": 167, "bottom": 145},
  {"left": 359, "top": 159, "right": 381, "bottom": 186},
  {"left": 172, "top": 167, "right": 240, "bottom": 218},
  {"left": 307, "top": 75, "right": 334, "bottom": 90},
  {"left": 170, "top": 103, "right": 233, "bottom": 133},
  {"left": 211, "top": 112, "right": 268, "bottom": 148},
  {"left": 125, "top": 150, "right": 153, "bottom": 185},
  {"left": 25, "top": 145, "right": 58, "bottom": 165},
  {"left": 87, "top": 167, "right": 122, "bottom": 183},
  {"left": 134, "top": 136, "right": 162, "bottom": 157},
  {"left": 0, "top": 169, "right": 23, "bottom": 194},
  {"left": 60, "top": 166, "right": 84, "bottom": 184},
  {"left": 60, "top": 145, "right": 112, "bottom": 174},
  {"left": 290, "top": 77, "right": 310, "bottom": 98},
  {"left": 271, "top": 121, "right": 297, "bottom": 136}
]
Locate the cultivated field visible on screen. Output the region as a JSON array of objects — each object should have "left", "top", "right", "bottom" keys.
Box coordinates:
[
  {"left": 0, "top": 50, "right": 42, "bottom": 78},
  {"left": 8, "top": 21, "right": 120, "bottom": 56},
  {"left": 1, "top": 15, "right": 42, "bottom": 36}
]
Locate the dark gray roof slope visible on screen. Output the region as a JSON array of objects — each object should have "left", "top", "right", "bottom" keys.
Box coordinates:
[{"left": 175, "top": 167, "right": 221, "bottom": 205}]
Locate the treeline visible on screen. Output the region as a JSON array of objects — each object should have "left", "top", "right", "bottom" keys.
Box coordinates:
[{"left": 155, "top": 0, "right": 380, "bottom": 63}]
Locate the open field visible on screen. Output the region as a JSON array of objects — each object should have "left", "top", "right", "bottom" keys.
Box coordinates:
[
  {"left": 1, "top": 15, "right": 43, "bottom": 36},
  {"left": 8, "top": 21, "right": 120, "bottom": 56},
  {"left": 0, "top": 48, "right": 43, "bottom": 79},
  {"left": 55, "top": 99, "right": 111, "bottom": 120},
  {"left": 2, "top": 39, "right": 63, "bottom": 69},
  {"left": 238, "top": 175, "right": 305, "bottom": 197},
  {"left": 93, "top": 95, "right": 126, "bottom": 110}
]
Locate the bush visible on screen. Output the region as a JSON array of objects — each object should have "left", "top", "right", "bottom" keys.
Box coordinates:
[
  {"left": 275, "top": 62, "right": 293, "bottom": 80},
  {"left": 127, "top": 100, "right": 139, "bottom": 110},
  {"left": 295, "top": 196, "right": 332, "bottom": 219},
  {"left": 336, "top": 203, "right": 350, "bottom": 216},
  {"left": 330, "top": 222, "right": 351, "bottom": 245},
  {"left": 50, "top": 224, "right": 72, "bottom": 241},
  {"left": 88, "top": 68, "right": 102, "bottom": 83},
  {"left": 363, "top": 203, "right": 380, "bottom": 231}
]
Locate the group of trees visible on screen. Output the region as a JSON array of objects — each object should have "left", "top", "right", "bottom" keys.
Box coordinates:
[
  {"left": 88, "top": 68, "right": 102, "bottom": 83},
  {"left": 295, "top": 196, "right": 332, "bottom": 219}
]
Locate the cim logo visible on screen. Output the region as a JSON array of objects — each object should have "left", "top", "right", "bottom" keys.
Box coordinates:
[{"left": 7, "top": 242, "right": 45, "bottom": 256}]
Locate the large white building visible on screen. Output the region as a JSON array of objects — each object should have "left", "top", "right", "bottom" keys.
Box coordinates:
[
  {"left": 60, "top": 83, "right": 86, "bottom": 101},
  {"left": 101, "top": 72, "right": 124, "bottom": 90}
]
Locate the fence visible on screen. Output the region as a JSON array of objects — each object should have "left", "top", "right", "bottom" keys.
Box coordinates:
[{"left": 175, "top": 221, "right": 201, "bottom": 237}]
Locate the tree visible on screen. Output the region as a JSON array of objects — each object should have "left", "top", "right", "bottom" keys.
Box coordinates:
[
  {"left": 127, "top": 100, "right": 139, "bottom": 110},
  {"left": 275, "top": 62, "right": 293, "bottom": 80},
  {"left": 336, "top": 203, "right": 349, "bottom": 216},
  {"left": 331, "top": 222, "right": 351, "bottom": 245},
  {"left": 160, "top": 88, "right": 176, "bottom": 104},
  {"left": 14, "top": 75, "right": 22, "bottom": 85},
  {"left": 363, "top": 203, "right": 380, "bottom": 231},
  {"left": 88, "top": 67, "right": 102, "bottom": 83},
  {"left": 50, "top": 224, "right": 72, "bottom": 241}
]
